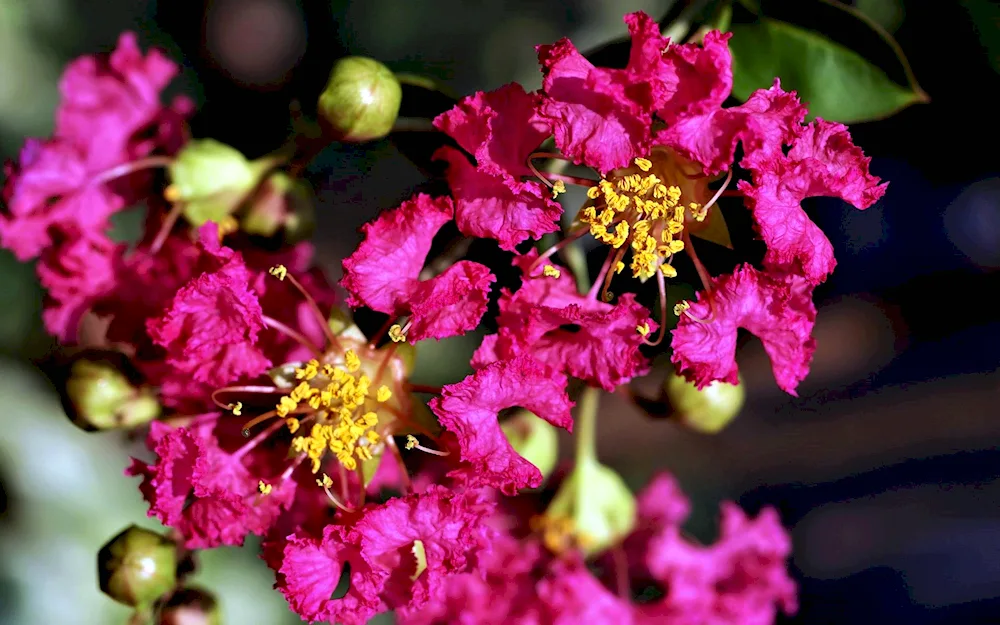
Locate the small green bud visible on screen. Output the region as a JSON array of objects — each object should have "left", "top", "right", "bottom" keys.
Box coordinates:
[
  {"left": 502, "top": 410, "right": 558, "bottom": 483},
  {"left": 168, "top": 139, "right": 273, "bottom": 226},
  {"left": 664, "top": 372, "right": 745, "bottom": 434},
  {"left": 98, "top": 525, "right": 177, "bottom": 608},
  {"left": 318, "top": 56, "right": 401, "bottom": 142},
  {"left": 541, "top": 460, "right": 636, "bottom": 557},
  {"left": 157, "top": 586, "right": 222, "bottom": 625},
  {"left": 62, "top": 352, "right": 160, "bottom": 431},
  {"left": 241, "top": 172, "right": 316, "bottom": 243}
]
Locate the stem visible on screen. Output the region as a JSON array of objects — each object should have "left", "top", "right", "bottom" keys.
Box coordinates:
[
  {"left": 386, "top": 436, "right": 414, "bottom": 493},
  {"left": 559, "top": 238, "right": 591, "bottom": 294},
  {"left": 682, "top": 230, "right": 713, "bottom": 293},
  {"left": 588, "top": 250, "right": 615, "bottom": 300},
  {"left": 148, "top": 201, "right": 185, "bottom": 255},
  {"left": 612, "top": 546, "right": 630, "bottom": 599},
  {"left": 283, "top": 272, "right": 341, "bottom": 351},
  {"left": 91, "top": 156, "right": 174, "bottom": 187},
  {"left": 575, "top": 386, "right": 601, "bottom": 466}
]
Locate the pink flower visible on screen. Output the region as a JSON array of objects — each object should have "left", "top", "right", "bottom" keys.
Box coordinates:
[
  {"left": 127, "top": 420, "right": 296, "bottom": 549},
  {"left": 341, "top": 194, "right": 495, "bottom": 341},
  {"left": 473, "top": 253, "right": 654, "bottom": 391},
  {"left": 642, "top": 504, "right": 797, "bottom": 625},
  {"left": 353, "top": 486, "right": 496, "bottom": 611},
  {"left": 671, "top": 265, "right": 817, "bottom": 395},
  {"left": 0, "top": 33, "right": 186, "bottom": 260},
  {"left": 740, "top": 118, "right": 888, "bottom": 283},
  {"left": 429, "top": 356, "right": 573, "bottom": 494},
  {"left": 146, "top": 223, "right": 271, "bottom": 395},
  {"left": 537, "top": 558, "right": 632, "bottom": 625},
  {"left": 267, "top": 525, "right": 382, "bottom": 625}
]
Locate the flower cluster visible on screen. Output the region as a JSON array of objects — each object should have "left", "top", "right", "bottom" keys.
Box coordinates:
[{"left": 3, "top": 12, "right": 886, "bottom": 625}]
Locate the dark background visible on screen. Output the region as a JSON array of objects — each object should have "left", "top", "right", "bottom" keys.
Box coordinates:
[{"left": 0, "top": 1, "right": 997, "bottom": 623}]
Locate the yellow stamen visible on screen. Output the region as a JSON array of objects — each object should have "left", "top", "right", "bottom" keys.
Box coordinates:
[
  {"left": 673, "top": 301, "right": 690, "bottom": 316},
  {"left": 634, "top": 157, "right": 652, "bottom": 172},
  {"left": 286, "top": 417, "right": 300, "bottom": 433},
  {"left": 551, "top": 180, "right": 566, "bottom": 198},
  {"left": 316, "top": 473, "right": 333, "bottom": 488},
  {"left": 376, "top": 385, "right": 392, "bottom": 402},
  {"left": 258, "top": 480, "right": 272, "bottom": 495},
  {"left": 660, "top": 264, "right": 678, "bottom": 279},
  {"left": 388, "top": 324, "right": 407, "bottom": 343},
  {"left": 230, "top": 402, "right": 242, "bottom": 417},
  {"left": 405, "top": 435, "right": 418, "bottom": 450},
  {"left": 164, "top": 184, "right": 181, "bottom": 202},
  {"left": 344, "top": 350, "right": 361, "bottom": 373},
  {"left": 543, "top": 265, "right": 561, "bottom": 278},
  {"left": 637, "top": 322, "right": 650, "bottom": 337},
  {"left": 269, "top": 264, "right": 288, "bottom": 281}
]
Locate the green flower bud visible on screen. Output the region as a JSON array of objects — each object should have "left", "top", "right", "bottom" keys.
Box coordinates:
[
  {"left": 540, "top": 460, "right": 636, "bottom": 558},
  {"left": 241, "top": 172, "right": 316, "bottom": 243},
  {"left": 664, "top": 372, "right": 745, "bottom": 434},
  {"left": 157, "top": 586, "right": 222, "bottom": 625},
  {"left": 98, "top": 525, "right": 177, "bottom": 608},
  {"left": 62, "top": 352, "right": 160, "bottom": 431},
  {"left": 502, "top": 410, "right": 558, "bottom": 483},
  {"left": 318, "top": 56, "right": 401, "bottom": 142},
  {"left": 168, "top": 139, "right": 274, "bottom": 226}
]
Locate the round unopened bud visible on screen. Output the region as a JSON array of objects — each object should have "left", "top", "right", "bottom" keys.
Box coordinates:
[
  {"left": 241, "top": 172, "right": 316, "bottom": 243},
  {"left": 63, "top": 352, "right": 160, "bottom": 431},
  {"left": 542, "top": 461, "right": 636, "bottom": 557},
  {"left": 157, "top": 586, "right": 221, "bottom": 625},
  {"left": 502, "top": 410, "right": 558, "bottom": 483},
  {"left": 664, "top": 372, "right": 745, "bottom": 434},
  {"left": 168, "top": 139, "right": 273, "bottom": 226},
  {"left": 98, "top": 525, "right": 177, "bottom": 608},
  {"left": 318, "top": 56, "right": 401, "bottom": 142}
]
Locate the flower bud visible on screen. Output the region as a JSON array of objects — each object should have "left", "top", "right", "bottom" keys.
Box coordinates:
[
  {"left": 98, "top": 525, "right": 177, "bottom": 608},
  {"left": 62, "top": 352, "right": 160, "bottom": 431},
  {"left": 241, "top": 172, "right": 316, "bottom": 243},
  {"left": 664, "top": 372, "right": 745, "bottom": 434},
  {"left": 157, "top": 586, "right": 221, "bottom": 625},
  {"left": 168, "top": 139, "right": 273, "bottom": 226},
  {"left": 318, "top": 56, "right": 401, "bottom": 142},
  {"left": 502, "top": 410, "right": 558, "bottom": 483},
  {"left": 541, "top": 460, "right": 636, "bottom": 557}
]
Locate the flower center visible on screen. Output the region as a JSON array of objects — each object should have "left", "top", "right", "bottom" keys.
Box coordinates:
[
  {"left": 579, "top": 153, "right": 708, "bottom": 281},
  {"left": 272, "top": 343, "right": 403, "bottom": 474}
]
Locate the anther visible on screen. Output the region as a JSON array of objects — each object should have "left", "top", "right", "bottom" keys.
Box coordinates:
[
  {"left": 268, "top": 264, "right": 288, "bottom": 281},
  {"left": 543, "top": 265, "right": 561, "bottom": 278}
]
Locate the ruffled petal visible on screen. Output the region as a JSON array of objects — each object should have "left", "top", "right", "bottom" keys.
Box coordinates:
[
  {"left": 146, "top": 223, "right": 270, "bottom": 390},
  {"left": 267, "top": 526, "right": 383, "bottom": 625},
  {"left": 657, "top": 79, "right": 807, "bottom": 176},
  {"left": 656, "top": 30, "right": 734, "bottom": 124},
  {"left": 433, "top": 83, "right": 548, "bottom": 180},
  {"left": 670, "top": 265, "right": 816, "bottom": 395},
  {"left": 537, "top": 558, "right": 634, "bottom": 625},
  {"left": 342, "top": 194, "right": 494, "bottom": 341},
  {"left": 476, "top": 253, "right": 654, "bottom": 391},
  {"left": 435, "top": 146, "right": 561, "bottom": 251},
  {"left": 429, "top": 356, "right": 573, "bottom": 494},
  {"left": 741, "top": 119, "right": 888, "bottom": 283}
]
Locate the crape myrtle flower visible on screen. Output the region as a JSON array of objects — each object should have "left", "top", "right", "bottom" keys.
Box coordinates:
[{"left": 427, "top": 10, "right": 886, "bottom": 393}]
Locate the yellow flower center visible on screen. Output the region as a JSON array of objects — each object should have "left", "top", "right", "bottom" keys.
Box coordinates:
[{"left": 275, "top": 348, "right": 397, "bottom": 473}]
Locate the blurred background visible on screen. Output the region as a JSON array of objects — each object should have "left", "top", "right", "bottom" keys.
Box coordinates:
[{"left": 0, "top": 0, "right": 998, "bottom": 623}]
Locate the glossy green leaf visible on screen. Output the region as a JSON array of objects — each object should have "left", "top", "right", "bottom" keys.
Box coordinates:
[{"left": 729, "top": 18, "right": 927, "bottom": 122}]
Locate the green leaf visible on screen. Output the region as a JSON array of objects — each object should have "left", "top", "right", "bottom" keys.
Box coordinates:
[{"left": 729, "top": 18, "right": 926, "bottom": 122}]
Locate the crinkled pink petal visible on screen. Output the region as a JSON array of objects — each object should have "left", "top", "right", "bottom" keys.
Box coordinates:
[
  {"left": 538, "top": 558, "right": 634, "bottom": 625},
  {"left": 643, "top": 504, "right": 797, "bottom": 625},
  {"left": 429, "top": 356, "right": 573, "bottom": 495},
  {"left": 408, "top": 260, "right": 494, "bottom": 341},
  {"left": 127, "top": 420, "right": 295, "bottom": 549},
  {"left": 623, "top": 11, "right": 676, "bottom": 106},
  {"left": 536, "top": 36, "right": 651, "bottom": 173},
  {"left": 0, "top": 140, "right": 124, "bottom": 260},
  {"left": 474, "top": 253, "right": 654, "bottom": 391},
  {"left": 354, "top": 486, "right": 496, "bottom": 611},
  {"left": 266, "top": 525, "right": 383, "bottom": 625},
  {"left": 146, "top": 223, "right": 271, "bottom": 390},
  {"left": 56, "top": 32, "right": 179, "bottom": 168},
  {"left": 342, "top": 194, "right": 494, "bottom": 341},
  {"left": 434, "top": 146, "right": 561, "bottom": 251},
  {"left": 657, "top": 79, "right": 807, "bottom": 176},
  {"left": 670, "top": 265, "right": 816, "bottom": 395},
  {"left": 740, "top": 119, "right": 888, "bottom": 283},
  {"left": 657, "top": 30, "right": 734, "bottom": 124},
  {"left": 36, "top": 230, "right": 122, "bottom": 342},
  {"left": 433, "top": 83, "right": 549, "bottom": 179}
]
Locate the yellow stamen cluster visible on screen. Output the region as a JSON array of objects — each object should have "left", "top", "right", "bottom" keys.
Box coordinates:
[
  {"left": 674, "top": 301, "right": 690, "bottom": 316},
  {"left": 580, "top": 158, "right": 699, "bottom": 281},
  {"left": 542, "top": 265, "right": 561, "bottom": 278},
  {"left": 275, "top": 351, "right": 393, "bottom": 473},
  {"left": 551, "top": 179, "right": 567, "bottom": 199}
]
